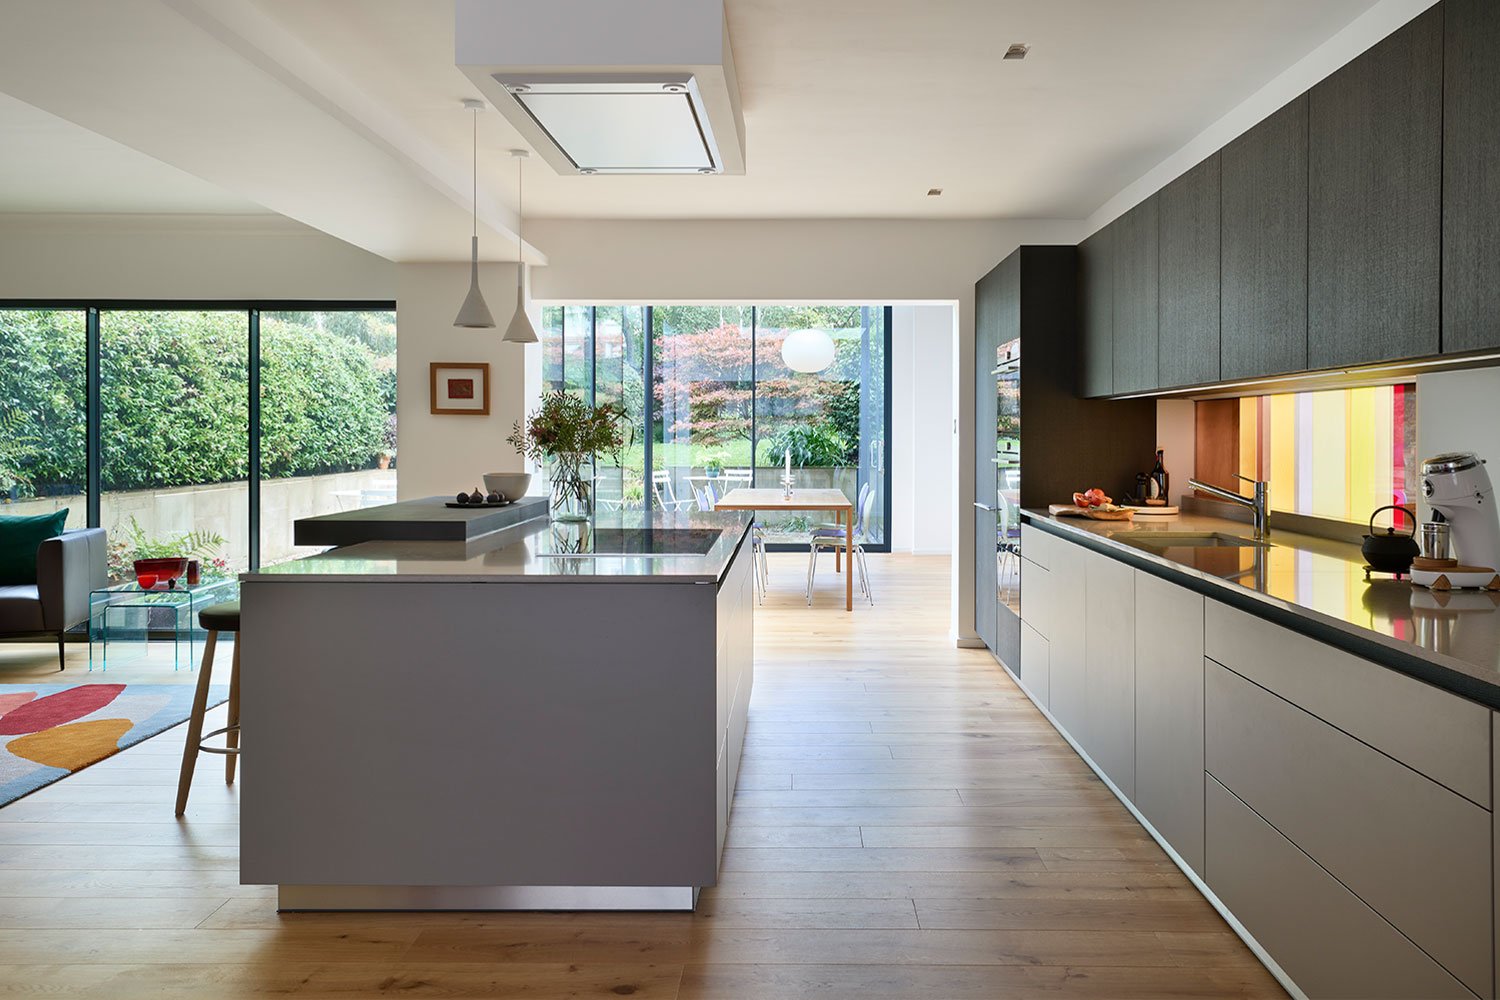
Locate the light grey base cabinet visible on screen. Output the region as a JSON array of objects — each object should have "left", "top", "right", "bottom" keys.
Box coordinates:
[
  {"left": 1132, "top": 573, "right": 1204, "bottom": 875},
  {"left": 1018, "top": 525, "right": 1496, "bottom": 999}
]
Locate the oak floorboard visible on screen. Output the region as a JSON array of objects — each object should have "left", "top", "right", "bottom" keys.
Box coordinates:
[{"left": 0, "top": 554, "right": 1280, "bottom": 998}]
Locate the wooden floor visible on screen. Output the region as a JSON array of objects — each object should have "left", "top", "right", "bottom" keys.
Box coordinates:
[{"left": 0, "top": 554, "right": 1284, "bottom": 998}]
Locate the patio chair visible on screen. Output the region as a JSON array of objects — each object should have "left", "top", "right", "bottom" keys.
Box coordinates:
[
  {"left": 806, "top": 484, "right": 876, "bottom": 606},
  {"left": 651, "top": 470, "right": 695, "bottom": 511}
]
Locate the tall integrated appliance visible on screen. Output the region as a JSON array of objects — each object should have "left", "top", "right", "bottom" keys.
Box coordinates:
[{"left": 971, "top": 246, "right": 1156, "bottom": 672}]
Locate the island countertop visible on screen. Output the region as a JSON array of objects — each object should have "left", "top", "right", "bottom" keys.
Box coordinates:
[
  {"left": 1024, "top": 508, "right": 1500, "bottom": 710},
  {"left": 245, "top": 508, "right": 753, "bottom": 585}
]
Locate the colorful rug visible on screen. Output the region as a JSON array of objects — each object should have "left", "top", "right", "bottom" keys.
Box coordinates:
[{"left": 0, "top": 683, "right": 227, "bottom": 807}]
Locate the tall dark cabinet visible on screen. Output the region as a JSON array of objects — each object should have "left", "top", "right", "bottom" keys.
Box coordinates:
[
  {"left": 1078, "top": 229, "right": 1113, "bottom": 398},
  {"left": 1308, "top": 7, "right": 1443, "bottom": 369},
  {"left": 1443, "top": 0, "right": 1500, "bottom": 356},
  {"left": 1220, "top": 95, "right": 1309, "bottom": 380},
  {"left": 1111, "top": 197, "right": 1160, "bottom": 395},
  {"left": 973, "top": 246, "right": 1155, "bottom": 672},
  {"left": 1157, "top": 154, "right": 1221, "bottom": 389}
]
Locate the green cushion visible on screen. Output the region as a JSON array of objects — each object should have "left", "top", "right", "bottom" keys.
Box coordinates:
[{"left": 0, "top": 509, "right": 70, "bottom": 585}]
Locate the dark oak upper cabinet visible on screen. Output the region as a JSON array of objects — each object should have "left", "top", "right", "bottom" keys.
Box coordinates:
[
  {"left": 1220, "top": 96, "right": 1308, "bottom": 380},
  {"left": 1111, "top": 196, "right": 1160, "bottom": 395},
  {"left": 1078, "top": 228, "right": 1114, "bottom": 398},
  {"left": 1443, "top": 0, "right": 1500, "bottom": 356},
  {"left": 1158, "top": 154, "right": 1221, "bottom": 389},
  {"left": 1308, "top": 7, "right": 1443, "bottom": 369}
]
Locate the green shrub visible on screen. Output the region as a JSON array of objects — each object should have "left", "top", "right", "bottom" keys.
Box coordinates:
[{"left": 0, "top": 309, "right": 393, "bottom": 495}]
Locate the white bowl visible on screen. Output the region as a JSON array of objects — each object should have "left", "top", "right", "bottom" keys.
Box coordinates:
[{"left": 483, "top": 472, "right": 532, "bottom": 500}]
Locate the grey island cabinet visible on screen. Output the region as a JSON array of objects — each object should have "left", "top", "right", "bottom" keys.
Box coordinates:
[
  {"left": 1019, "top": 510, "right": 1500, "bottom": 999},
  {"left": 237, "top": 504, "right": 755, "bottom": 912}
]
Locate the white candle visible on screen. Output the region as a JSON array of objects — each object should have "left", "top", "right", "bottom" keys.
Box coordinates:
[{"left": 784, "top": 447, "right": 791, "bottom": 482}]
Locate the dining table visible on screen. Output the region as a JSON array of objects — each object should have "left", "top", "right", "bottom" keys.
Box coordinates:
[{"left": 712, "top": 487, "right": 856, "bottom": 611}]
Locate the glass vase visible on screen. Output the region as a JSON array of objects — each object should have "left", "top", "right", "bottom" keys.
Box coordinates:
[{"left": 548, "top": 453, "right": 593, "bottom": 522}]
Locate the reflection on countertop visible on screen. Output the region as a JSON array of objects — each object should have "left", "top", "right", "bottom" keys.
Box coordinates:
[
  {"left": 1024, "top": 508, "right": 1500, "bottom": 708},
  {"left": 244, "top": 510, "right": 753, "bottom": 584}
]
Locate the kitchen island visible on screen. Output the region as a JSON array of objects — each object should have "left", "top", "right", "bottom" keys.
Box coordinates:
[{"left": 237, "top": 503, "right": 755, "bottom": 912}]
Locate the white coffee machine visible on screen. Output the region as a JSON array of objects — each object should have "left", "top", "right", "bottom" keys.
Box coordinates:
[{"left": 1413, "top": 452, "right": 1500, "bottom": 590}]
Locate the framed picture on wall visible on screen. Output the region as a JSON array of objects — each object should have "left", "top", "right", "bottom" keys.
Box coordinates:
[{"left": 430, "top": 362, "right": 490, "bottom": 415}]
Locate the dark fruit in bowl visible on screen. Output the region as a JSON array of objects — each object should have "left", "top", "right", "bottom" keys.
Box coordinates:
[
  {"left": 469, "top": 489, "right": 485, "bottom": 504},
  {"left": 456, "top": 491, "right": 470, "bottom": 504},
  {"left": 486, "top": 491, "right": 503, "bottom": 504}
]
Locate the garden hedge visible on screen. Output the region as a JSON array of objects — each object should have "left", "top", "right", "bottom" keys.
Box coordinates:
[{"left": 0, "top": 310, "right": 393, "bottom": 493}]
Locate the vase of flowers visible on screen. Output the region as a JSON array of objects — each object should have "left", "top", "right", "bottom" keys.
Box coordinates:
[{"left": 508, "top": 390, "right": 625, "bottom": 523}]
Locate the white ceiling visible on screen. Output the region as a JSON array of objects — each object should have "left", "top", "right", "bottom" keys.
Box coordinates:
[
  {"left": 251, "top": 0, "right": 1382, "bottom": 220},
  {"left": 0, "top": 0, "right": 1386, "bottom": 256},
  {"left": 0, "top": 92, "right": 266, "bottom": 215}
]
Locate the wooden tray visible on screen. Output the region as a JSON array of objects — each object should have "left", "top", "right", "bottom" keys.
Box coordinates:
[
  {"left": 1122, "top": 504, "right": 1180, "bottom": 516},
  {"left": 1049, "top": 503, "right": 1135, "bottom": 521}
]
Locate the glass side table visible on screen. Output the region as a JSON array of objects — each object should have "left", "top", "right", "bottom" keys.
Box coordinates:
[{"left": 88, "top": 578, "right": 239, "bottom": 672}]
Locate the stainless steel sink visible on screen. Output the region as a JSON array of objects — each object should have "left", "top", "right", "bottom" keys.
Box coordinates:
[{"left": 1112, "top": 530, "right": 1272, "bottom": 550}]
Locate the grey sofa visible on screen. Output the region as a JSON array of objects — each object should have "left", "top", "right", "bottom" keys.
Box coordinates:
[{"left": 0, "top": 528, "right": 108, "bottom": 670}]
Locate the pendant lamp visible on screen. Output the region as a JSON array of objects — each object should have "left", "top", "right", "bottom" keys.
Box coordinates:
[
  {"left": 502, "top": 148, "right": 539, "bottom": 344},
  {"left": 453, "top": 98, "right": 495, "bottom": 328}
]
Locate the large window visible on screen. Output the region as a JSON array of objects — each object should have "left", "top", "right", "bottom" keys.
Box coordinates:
[
  {"left": 539, "top": 304, "right": 891, "bottom": 548},
  {"left": 0, "top": 309, "right": 87, "bottom": 530},
  {"left": 0, "top": 302, "right": 395, "bottom": 576}
]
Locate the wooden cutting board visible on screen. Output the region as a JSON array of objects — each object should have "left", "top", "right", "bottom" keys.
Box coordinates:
[
  {"left": 1123, "top": 504, "right": 1180, "bottom": 516},
  {"left": 1049, "top": 504, "right": 1135, "bottom": 521}
]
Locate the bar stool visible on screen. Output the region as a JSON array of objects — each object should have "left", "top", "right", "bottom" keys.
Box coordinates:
[{"left": 174, "top": 601, "right": 241, "bottom": 817}]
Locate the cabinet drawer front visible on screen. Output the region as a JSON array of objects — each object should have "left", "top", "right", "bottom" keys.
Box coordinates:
[
  {"left": 1206, "top": 776, "right": 1475, "bottom": 1000},
  {"left": 1020, "top": 523, "right": 1052, "bottom": 570},
  {"left": 1207, "top": 662, "right": 1491, "bottom": 996},
  {"left": 1205, "top": 600, "right": 1490, "bottom": 805},
  {"left": 1133, "top": 572, "right": 1204, "bottom": 875},
  {"left": 1020, "top": 621, "right": 1049, "bottom": 709},
  {"left": 1020, "top": 559, "right": 1052, "bottom": 641}
]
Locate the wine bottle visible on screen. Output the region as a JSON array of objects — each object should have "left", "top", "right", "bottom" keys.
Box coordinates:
[{"left": 1149, "top": 449, "right": 1169, "bottom": 505}]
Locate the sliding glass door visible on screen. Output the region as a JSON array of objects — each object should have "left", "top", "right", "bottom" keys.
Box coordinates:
[
  {"left": 537, "top": 304, "right": 891, "bottom": 549},
  {"left": 100, "top": 310, "right": 250, "bottom": 576},
  {"left": 1, "top": 300, "right": 396, "bottom": 575},
  {"left": 0, "top": 309, "right": 88, "bottom": 529}
]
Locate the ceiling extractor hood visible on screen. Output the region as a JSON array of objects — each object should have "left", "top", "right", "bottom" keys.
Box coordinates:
[{"left": 456, "top": 0, "right": 745, "bottom": 176}]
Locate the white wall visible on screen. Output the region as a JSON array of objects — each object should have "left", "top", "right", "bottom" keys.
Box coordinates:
[
  {"left": 1416, "top": 367, "right": 1500, "bottom": 522},
  {"left": 0, "top": 213, "right": 393, "bottom": 299},
  {"left": 394, "top": 262, "right": 531, "bottom": 500},
  {"left": 891, "top": 304, "right": 957, "bottom": 554}
]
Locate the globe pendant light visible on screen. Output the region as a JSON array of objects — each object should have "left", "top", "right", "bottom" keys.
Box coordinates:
[
  {"left": 502, "top": 148, "right": 539, "bottom": 344},
  {"left": 781, "top": 327, "right": 836, "bottom": 373},
  {"left": 454, "top": 99, "right": 495, "bottom": 329}
]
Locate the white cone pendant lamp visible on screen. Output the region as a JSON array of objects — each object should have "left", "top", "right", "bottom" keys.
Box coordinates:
[
  {"left": 502, "top": 148, "right": 539, "bottom": 344},
  {"left": 454, "top": 99, "right": 495, "bottom": 329}
]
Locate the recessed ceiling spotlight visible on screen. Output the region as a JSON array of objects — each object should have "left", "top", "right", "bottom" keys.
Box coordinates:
[
  {"left": 927, "top": 188, "right": 943, "bottom": 197},
  {"left": 507, "top": 83, "right": 531, "bottom": 93},
  {"left": 1003, "top": 43, "right": 1030, "bottom": 60},
  {"left": 698, "top": 167, "right": 717, "bottom": 175},
  {"left": 579, "top": 167, "right": 598, "bottom": 175},
  {"left": 663, "top": 83, "right": 687, "bottom": 93}
]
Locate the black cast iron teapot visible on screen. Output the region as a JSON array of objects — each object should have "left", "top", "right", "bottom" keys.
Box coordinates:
[{"left": 1362, "top": 505, "right": 1419, "bottom": 574}]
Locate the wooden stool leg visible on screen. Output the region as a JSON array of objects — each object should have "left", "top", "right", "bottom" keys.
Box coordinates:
[
  {"left": 224, "top": 636, "right": 241, "bottom": 784},
  {"left": 175, "top": 630, "right": 218, "bottom": 817}
]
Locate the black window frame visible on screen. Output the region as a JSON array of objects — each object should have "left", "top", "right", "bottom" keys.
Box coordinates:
[{"left": 0, "top": 299, "right": 396, "bottom": 570}]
